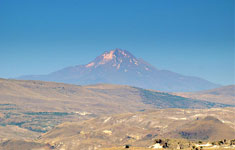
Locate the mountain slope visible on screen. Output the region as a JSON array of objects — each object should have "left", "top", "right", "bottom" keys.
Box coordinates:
[
  {"left": 17, "top": 48, "right": 219, "bottom": 92},
  {"left": 175, "top": 85, "right": 235, "bottom": 105}
]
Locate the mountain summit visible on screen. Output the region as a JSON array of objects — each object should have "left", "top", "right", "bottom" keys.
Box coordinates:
[
  {"left": 18, "top": 49, "right": 219, "bottom": 92},
  {"left": 83, "top": 49, "right": 156, "bottom": 73},
  {"left": 85, "top": 49, "right": 143, "bottom": 69}
]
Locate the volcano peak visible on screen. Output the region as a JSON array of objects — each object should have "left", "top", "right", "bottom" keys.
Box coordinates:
[{"left": 17, "top": 48, "right": 219, "bottom": 92}]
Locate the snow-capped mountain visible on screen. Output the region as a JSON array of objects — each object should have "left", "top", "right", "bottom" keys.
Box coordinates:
[{"left": 17, "top": 48, "right": 219, "bottom": 92}]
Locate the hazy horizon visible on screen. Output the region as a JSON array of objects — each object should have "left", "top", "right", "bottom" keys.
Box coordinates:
[{"left": 0, "top": 0, "right": 234, "bottom": 85}]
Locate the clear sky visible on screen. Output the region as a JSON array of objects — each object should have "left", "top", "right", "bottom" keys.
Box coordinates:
[{"left": 0, "top": 0, "right": 234, "bottom": 85}]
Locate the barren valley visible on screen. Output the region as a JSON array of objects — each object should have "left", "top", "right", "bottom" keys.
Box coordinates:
[{"left": 0, "top": 79, "right": 234, "bottom": 150}]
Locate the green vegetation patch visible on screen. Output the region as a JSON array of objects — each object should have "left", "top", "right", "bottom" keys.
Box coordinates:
[
  {"left": 136, "top": 88, "right": 229, "bottom": 109},
  {"left": 24, "top": 112, "right": 71, "bottom": 116}
]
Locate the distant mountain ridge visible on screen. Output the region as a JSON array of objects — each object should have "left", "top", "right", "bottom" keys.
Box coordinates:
[
  {"left": 17, "top": 48, "right": 219, "bottom": 92},
  {"left": 175, "top": 85, "right": 235, "bottom": 105}
]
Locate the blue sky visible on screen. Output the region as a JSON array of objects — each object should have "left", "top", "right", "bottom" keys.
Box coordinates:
[{"left": 0, "top": 0, "right": 234, "bottom": 85}]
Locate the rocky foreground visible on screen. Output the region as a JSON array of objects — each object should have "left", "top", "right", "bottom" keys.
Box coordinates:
[
  {"left": 102, "top": 139, "right": 235, "bottom": 150},
  {"left": 0, "top": 107, "right": 234, "bottom": 150}
]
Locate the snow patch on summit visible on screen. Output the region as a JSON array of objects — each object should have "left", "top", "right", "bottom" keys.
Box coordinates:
[
  {"left": 98, "top": 50, "right": 116, "bottom": 65},
  {"left": 86, "top": 62, "right": 95, "bottom": 68},
  {"left": 103, "top": 50, "right": 115, "bottom": 61}
]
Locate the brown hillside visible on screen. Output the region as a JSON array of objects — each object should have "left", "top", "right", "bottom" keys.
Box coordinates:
[
  {"left": 38, "top": 108, "right": 235, "bottom": 150},
  {"left": 0, "top": 140, "right": 52, "bottom": 150},
  {"left": 0, "top": 125, "right": 40, "bottom": 141},
  {"left": 0, "top": 78, "right": 228, "bottom": 134},
  {"left": 166, "top": 116, "right": 235, "bottom": 140}
]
